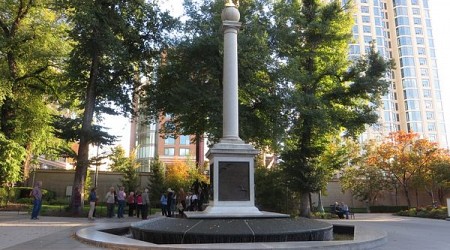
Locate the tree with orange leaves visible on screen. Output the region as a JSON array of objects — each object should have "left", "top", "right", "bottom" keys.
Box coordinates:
[{"left": 368, "top": 131, "right": 443, "bottom": 208}]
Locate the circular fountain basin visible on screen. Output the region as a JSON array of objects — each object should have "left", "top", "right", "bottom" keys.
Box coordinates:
[{"left": 130, "top": 216, "right": 333, "bottom": 244}]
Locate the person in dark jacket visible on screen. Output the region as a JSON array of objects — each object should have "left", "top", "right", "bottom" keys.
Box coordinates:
[{"left": 166, "top": 188, "right": 174, "bottom": 217}]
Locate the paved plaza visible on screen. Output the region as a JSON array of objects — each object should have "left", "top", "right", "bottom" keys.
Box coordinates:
[{"left": 0, "top": 211, "right": 449, "bottom": 249}]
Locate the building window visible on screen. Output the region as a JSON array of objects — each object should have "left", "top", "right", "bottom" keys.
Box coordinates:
[
  {"left": 417, "top": 47, "right": 426, "bottom": 55},
  {"left": 415, "top": 27, "right": 423, "bottom": 35},
  {"left": 401, "top": 67, "right": 416, "bottom": 77},
  {"left": 399, "top": 46, "right": 414, "bottom": 56},
  {"left": 398, "top": 36, "right": 412, "bottom": 46},
  {"left": 395, "top": 16, "right": 409, "bottom": 26},
  {"left": 423, "top": 89, "right": 432, "bottom": 98},
  {"left": 361, "top": 6, "right": 369, "bottom": 13},
  {"left": 428, "top": 134, "right": 437, "bottom": 141},
  {"left": 179, "top": 148, "right": 190, "bottom": 156},
  {"left": 402, "top": 78, "right": 417, "bottom": 88},
  {"left": 420, "top": 68, "right": 428, "bottom": 76},
  {"left": 180, "top": 135, "right": 190, "bottom": 145},
  {"left": 416, "top": 37, "right": 424, "bottom": 45},
  {"left": 165, "top": 136, "right": 175, "bottom": 145},
  {"left": 412, "top": 8, "right": 420, "bottom": 15},
  {"left": 364, "top": 36, "right": 373, "bottom": 44},
  {"left": 428, "top": 123, "right": 436, "bottom": 131},
  {"left": 400, "top": 57, "right": 415, "bottom": 67},
  {"left": 362, "top": 16, "right": 370, "bottom": 23},
  {"left": 425, "top": 100, "right": 433, "bottom": 109},
  {"left": 407, "top": 122, "right": 423, "bottom": 132},
  {"left": 419, "top": 58, "right": 427, "bottom": 65},
  {"left": 407, "top": 111, "right": 422, "bottom": 122},
  {"left": 164, "top": 148, "right": 175, "bottom": 156},
  {"left": 426, "top": 112, "right": 434, "bottom": 120},
  {"left": 413, "top": 17, "right": 421, "bottom": 25},
  {"left": 396, "top": 27, "right": 411, "bottom": 36}
]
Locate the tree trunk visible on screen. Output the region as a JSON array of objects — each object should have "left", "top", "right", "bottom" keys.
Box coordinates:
[
  {"left": 195, "top": 134, "right": 204, "bottom": 167},
  {"left": 71, "top": 50, "right": 100, "bottom": 211},
  {"left": 317, "top": 190, "right": 324, "bottom": 213},
  {"left": 299, "top": 192, "right": 311, "bottom": 218},
  {"left": 403, "top": 184, "right": 412, "bottom": 208}
]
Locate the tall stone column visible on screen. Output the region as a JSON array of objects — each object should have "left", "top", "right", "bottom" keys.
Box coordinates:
[
  {"left": 221, "top": 2, "right": 241, "bottom": 141},
  {"left": 198, "top": 1, "right": 261, "bottom": 217}
]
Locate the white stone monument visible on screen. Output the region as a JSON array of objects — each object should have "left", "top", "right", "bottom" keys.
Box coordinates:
[
  {"left": 185, "top": 0, "right": 286, "bottom": 219},
  {"left": 202, "top": 0, "right": 261, "bottom": 217}
]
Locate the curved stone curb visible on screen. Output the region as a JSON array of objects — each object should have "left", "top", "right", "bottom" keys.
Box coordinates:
[{"left": 75, "top": 221, "right": 387, "bottom": 250}]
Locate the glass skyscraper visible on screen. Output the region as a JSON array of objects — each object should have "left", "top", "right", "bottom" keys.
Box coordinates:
[{"left": 348, "top": 0, "right": 447, "bottom": 147}]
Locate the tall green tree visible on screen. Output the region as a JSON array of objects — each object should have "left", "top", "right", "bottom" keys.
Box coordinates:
[
  {"left": 340, "top": 140, "right": 394, "bottom": 211},
  {"left": 62, "top": 0, "right": 175, "bottom": 206},
  {"left": 108, "top": 146, "right": 140, "bottom": 193},
  {"left": 0, "top": 0, "right": 71, "bottom": 181},
  {"left": 141, "top": 0, "right": 285, "bottom": 152},
  {"left": 273, "top": 0, "right": 392, "bottom": 217},
  {"left": 148, "top": 157, "right": 166, "bottom": 206},
  {"left": 0, "top": 134, "right": 26, "bottom": 185}
]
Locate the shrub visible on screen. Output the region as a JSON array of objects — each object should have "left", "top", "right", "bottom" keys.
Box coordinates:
[
  {"left": 17, "top": 198, "right": 33, "bottom": 204},
  {"left": 396, "top": 207, "right": 448, "bottom": 219},
  {"left": 311, "top": 212, "right": 335, "bottom": 219},
  {"left": 370, "top": 206, "right": 409, "bottom": 213}
]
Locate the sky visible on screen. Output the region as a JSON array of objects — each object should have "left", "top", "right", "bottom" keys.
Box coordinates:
[
  {"left": 429, "top": 0, "right": 450, "bottom": 147},
  {"left": 103, "top": 0, "right": 450, "bottom": 152}
]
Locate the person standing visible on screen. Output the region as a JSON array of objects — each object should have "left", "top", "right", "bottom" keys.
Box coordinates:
[
  {"left": 31, "top": 181, "right": 43, "bottom": 220},
  {"left": 177, "top": 188, "right": 186, "bottom": 215},
  {"left": 142, "top": 188, "right": 150, "bottom": 219},
  {"left": 160, "top": 192, "right": 168, "bottom": 216},
  {"left": 135, "top": 191, "right": 143, "bottom": 218},
  {"left": 166, "top": 188, "right": 174, "bottom": 217},
  {"left": 127, "top": 191, "right": 136, "bottom": 217},
  {"left": 88, "top": 187, "right": 97, "bottom": 220},
  {"left": 116, "top": 186, "right": 126, "bottom": 218},
  {"left": 105, "top": 187, "right": 116, "bottom": 218}
]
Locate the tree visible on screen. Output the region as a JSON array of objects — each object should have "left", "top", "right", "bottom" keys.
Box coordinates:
[
  {"left": 0, "top": 0, "right": 71, "bottom": 181},
  {"left": 368, "top": 131, "right": 441, "bottom": 208},
  {"left": 63, "top": 0, "right": 175, "bottom": 207},
  {"left": 141, "top": 0, "right": 285, "bottom": 152},
  {"left": 341, "top": 140, "right": 394, "bottom": 211},
  {"left": 254, "top": 161, "right": 293, "bottom": 214},
  {"left": 274, "top": 0, "right": 392, "bottom": 217},
  {"left": 148, "top": 157, "right": 166, "bottom": 206},
  {"left": 429, "top": 158, "right": 450, "bottom": 205},
  {"left": 0, "top": 134, "right": 26, "bottom": 186},
  {"left": 165, "top": 160, "right": 191, "bottom": 192},
  {"left": 108, "top": 146, "right": 139, "bottom": 193},
  {"left": 109, "top": 146, "right": 129, "bottom": 172}
]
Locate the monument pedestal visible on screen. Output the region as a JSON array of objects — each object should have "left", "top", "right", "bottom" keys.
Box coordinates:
[
  {"left": 184, "top": 139, "right": 288, "bottom": 219},
  {"left": 206, "top": 139, "right": 261, "bottom": 216}
]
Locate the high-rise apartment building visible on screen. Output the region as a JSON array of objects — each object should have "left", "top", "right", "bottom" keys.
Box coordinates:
[{"left": 348, "top": 0, "right": 447, "bottom": 147}]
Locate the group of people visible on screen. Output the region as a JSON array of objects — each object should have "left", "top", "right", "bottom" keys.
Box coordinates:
[
  {"left": 331, "top": 201, "right": 350, "bottom": 219},
  {"left": 160, "top": 180, "right": 209, "bottom": 217},
  {"left": 29, "top": 180, "right": 209, "bottom": 221},
  {"left": 100, "top": 186, "right": 150, "bottom": 219}
]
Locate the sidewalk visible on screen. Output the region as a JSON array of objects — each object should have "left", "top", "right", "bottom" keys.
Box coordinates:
[
  {"left": 0, "top": 211, "right": 141, "bottom": 250},
  {"left": 1, "top": 211, "right": 450, "bottom": 249}
]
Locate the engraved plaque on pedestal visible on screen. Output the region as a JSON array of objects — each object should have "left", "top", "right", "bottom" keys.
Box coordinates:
[{"left": 218, "top": 162, "right": 249, "bottom": 201}]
